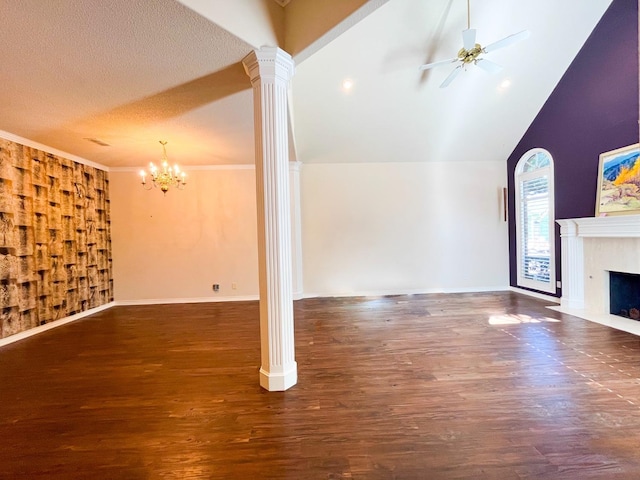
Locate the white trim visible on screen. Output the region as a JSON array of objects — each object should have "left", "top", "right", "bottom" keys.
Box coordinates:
[
  {"left": 114, "top": 295, "right": 259, "bottom": 306},
  {"left": 260, "top": 363, "right": 298, "bottom": 391},
  {"left": 0, "top": 296, "right": 262, "bottom": 348},
  {"left": 514, "top": 148, "right": 556, "bottom": 294},
  {"left": 0, "top": 130, "right": 263, "bottom": 173},
  {"left": 566, "top": 214, "right": 640, "bottom": 237},
  {"left": 556, "top": 219, "right": 585, "bottom": 309},
  {"left": 0, "top": 302, "right": 116, "bottom": 347},
  {"left": 509, "top": 286, "right": 560, "bottom": 304},
  {"left": 110, "top": 164, "right": 256, "bottom": 172},
  {"left": 300, "top": 286, "right": 510, "bottom": 299},
  {"left": 0, "top": 130, "right": 108, "bottom": 171}
]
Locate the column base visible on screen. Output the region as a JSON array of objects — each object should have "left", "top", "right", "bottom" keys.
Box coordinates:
[{"left": 259, "top": 363, "right": 298, "bottom": 391}]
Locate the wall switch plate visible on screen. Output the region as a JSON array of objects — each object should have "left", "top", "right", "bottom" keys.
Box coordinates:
[{"left": 231, "top": 283, "right": 237, "bottom": 290}]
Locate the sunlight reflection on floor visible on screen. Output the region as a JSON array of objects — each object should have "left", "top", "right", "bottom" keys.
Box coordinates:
[{"left": 488, "top": 314, "right": 561, "bottom": 325}]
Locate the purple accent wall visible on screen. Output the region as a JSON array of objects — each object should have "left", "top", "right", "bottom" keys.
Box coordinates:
[{"left": 507, "top": 0, "right": 639, "bottom": 296}]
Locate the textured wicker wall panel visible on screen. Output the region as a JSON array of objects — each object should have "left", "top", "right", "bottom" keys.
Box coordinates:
[
  {"left": 0, "top": 213, "right": 15, "bottom": 249},
  {"left": 14, "top": 196, "right": 33, "bottom": 227},
  {"left": 16, "top": 227, "right": 34, "bottom": 256},
  {"left": 0, "top": 181, "right": 14, "bottom": 213},
  {"left": 0, "top": 138, "right": 113, "bottom": 338}
]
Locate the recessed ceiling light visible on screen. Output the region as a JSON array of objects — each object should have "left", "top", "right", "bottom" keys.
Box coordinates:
[
  {"left": 342, "top": 78, "right": 354, "bottom": 92},
  {"left": 499, "top": 79, "right": 512, "bottom": 90}
]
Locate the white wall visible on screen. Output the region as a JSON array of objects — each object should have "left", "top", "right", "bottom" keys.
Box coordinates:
[
  {"left": 301, "top": 161, "right": 509, "bottom": 296},
  {"left": 110, "top": 168, "right": 259, "bottom": 303},
  {"left": 110, "top": 160, "right": 509, "bottom": 302}
]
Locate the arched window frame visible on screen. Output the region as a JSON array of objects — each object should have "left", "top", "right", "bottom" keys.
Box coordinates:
[{"left": 515, "top": 148, "right": 556, "bottom": 294}]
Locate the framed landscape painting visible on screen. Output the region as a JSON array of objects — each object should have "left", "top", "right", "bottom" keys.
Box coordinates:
[{"left": 596, "top": 143, "right": 640, "bottom": 216}]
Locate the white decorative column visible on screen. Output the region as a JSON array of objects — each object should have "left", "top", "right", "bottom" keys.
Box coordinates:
[
  {"left": 243, "top": 47, "right": 297, "bottom": 391},
  {"left": 556, "top": 219, "right": 584, "bottom": 309}
]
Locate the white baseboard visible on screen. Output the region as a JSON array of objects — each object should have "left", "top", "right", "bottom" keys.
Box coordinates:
[
  {"left": 0, "top": 302, "right": 116, "bottom": 348},
  {"left": 301, "top": 286, "right": 510, "bottom": 299},
  {"left": 0, "top": 296, "right": 261, "bottom": 347},
  {"left": 509, "top": 286, "right": 560, "bottom": 304},
  {"left": 114, "top": 295, "right": 259, "bottom": 306},
  {"left": 4, "top": 288, "right": 539, "bottom": 347}
]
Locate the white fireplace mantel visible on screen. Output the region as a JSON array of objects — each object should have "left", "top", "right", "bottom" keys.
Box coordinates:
[
  {"left": 558, "top": 215, "right": 640, "bottom": 238},
  {"left": 551, "top": 215, "right": 640, "bottom": 336}
]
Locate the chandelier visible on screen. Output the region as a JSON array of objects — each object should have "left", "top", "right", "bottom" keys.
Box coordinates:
[{"left": 140, "top": 141, "right": 186, "bottom": 194}]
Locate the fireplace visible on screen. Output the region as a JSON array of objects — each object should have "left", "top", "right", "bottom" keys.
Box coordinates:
[
  {"left": 610, "top": 271, "right": 640, "bottom": 319},
  {"left": 552, "top": 216, "right": 640, "bottom": 336}
]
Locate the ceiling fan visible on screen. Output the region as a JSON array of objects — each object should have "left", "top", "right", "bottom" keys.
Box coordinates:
[{"left": 419, "top": 0, "right": 530, "bottom": 88}]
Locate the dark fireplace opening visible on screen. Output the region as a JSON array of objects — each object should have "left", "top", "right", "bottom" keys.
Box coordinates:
[{"left": 610, "top": 271, "right": 640, "bottom": 320}]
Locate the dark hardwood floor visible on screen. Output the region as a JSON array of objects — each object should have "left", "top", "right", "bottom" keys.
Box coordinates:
[{"left": 2, "top": 292, "right": 640, "bottom": 479}]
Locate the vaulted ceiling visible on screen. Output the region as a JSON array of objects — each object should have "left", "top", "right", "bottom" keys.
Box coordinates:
[{"left": 0, "top": 0, "right": 613, "bottom": 168}]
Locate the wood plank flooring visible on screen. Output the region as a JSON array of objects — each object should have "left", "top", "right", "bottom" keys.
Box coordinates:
[{"left": 2, "top": 292, "right": 640, "bottom": 479}]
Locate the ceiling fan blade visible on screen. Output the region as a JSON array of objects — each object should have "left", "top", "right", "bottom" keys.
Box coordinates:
[
  {"left": 462, "top": 28, "right": 476, "bottom": 51},
  {"left": 483, "top": 30, "right": 531, "bottom": 53},
  {"left": 475, "top": 58, "right": 503, "bottom": 74},
  {"left": 419, "top": 57, "right": 458, "bottom": 71},
  {"left": 440, "top": 65, "right": 463, "bottom": 88}
]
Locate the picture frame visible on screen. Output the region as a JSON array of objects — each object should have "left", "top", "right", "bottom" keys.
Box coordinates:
[{"left": 595, "top": 143, "right": 640, "bottom": 216}]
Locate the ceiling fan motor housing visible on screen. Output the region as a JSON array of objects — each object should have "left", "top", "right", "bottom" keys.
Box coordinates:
[{"left": 458, "top": 44, "right": 483, "bottom": 64}]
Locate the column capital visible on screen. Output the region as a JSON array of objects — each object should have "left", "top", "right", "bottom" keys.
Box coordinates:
[
  {"left": 556, "top": 219, "right": 578, "bottom": 237},
  {"left": 242, "top": 46, "right": 295, "bottom": 85}
]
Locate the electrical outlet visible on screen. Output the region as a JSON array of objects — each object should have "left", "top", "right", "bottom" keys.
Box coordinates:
[
  {"left": 232, "top": 282, "right": 237, "bottom": 290},
  {"left": 212, "top": 284, "right": 219, "bottom": 292}
]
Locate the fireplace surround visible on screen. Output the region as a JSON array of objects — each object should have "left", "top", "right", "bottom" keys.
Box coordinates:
[{"left": 551, "top": 215, "right": 640, "bottom": 335}]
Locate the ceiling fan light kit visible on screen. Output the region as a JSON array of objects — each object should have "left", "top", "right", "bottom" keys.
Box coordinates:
[{"left": 419, "top": 0, "right": 530, "bottom": 88}]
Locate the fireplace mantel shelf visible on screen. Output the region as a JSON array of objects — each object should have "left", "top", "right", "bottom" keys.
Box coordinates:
[
  {"left": 557, "top": 215, "right": 640, "bottom": 238},
  {"left": 552, "top": 215, "right": 640, "bottom": 337}
]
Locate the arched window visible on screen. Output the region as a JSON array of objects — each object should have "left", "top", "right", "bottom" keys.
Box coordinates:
[{"left": 515, "top": 149, "right": 555, "bottom": 293}]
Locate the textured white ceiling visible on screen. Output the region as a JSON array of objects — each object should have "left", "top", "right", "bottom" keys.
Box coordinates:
[
  {"left": 292, "top": 0, "right": 613, "bottom": 164},
  {"left": 0, "top": 0, "right": 613, "bottom": 169},
  {"left": 0, "top": 0, "right": 255, "bottom": 167}
]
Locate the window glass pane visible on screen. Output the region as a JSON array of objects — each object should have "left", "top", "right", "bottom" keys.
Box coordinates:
[
  {"left": 520, "top": 175, "right": 550, "bottom": 283},
  {"left": 522, "top": 152, "right": 550, "bottom": 172}
]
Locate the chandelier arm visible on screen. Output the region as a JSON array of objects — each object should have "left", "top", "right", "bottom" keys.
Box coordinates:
[{"left": 139, "top": 141, "right": 187, "bottom": 194}]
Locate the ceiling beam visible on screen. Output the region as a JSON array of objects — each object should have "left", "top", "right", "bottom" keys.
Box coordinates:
[
  {"left": 284, "top": 0, "right": 390, "bottom": 63},
  {"left": 177, "top": 0, "right": 284, "bottom": 49}
]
